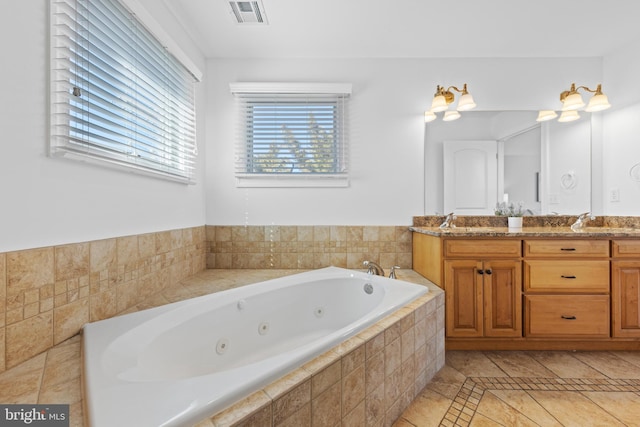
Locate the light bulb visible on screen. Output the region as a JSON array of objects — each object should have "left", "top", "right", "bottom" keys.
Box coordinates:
[
  {"left": 558, "top": 110, "right": 580, "bottom": 122},
  {"left": 536, "top": 110, "right": 558, "bottom": 122},
  {"left": 430, "top": 95, "right": 448, "bottom": 112},
  {"left": 585, "top": 93, "right": 611, "bottom": 112},
  {"left": 561, "top": 92, "right": 585, "bottom": 111},
  {"left": 457, "top": 92, "right": 476, "bottom": 111},
  {"left": 442, "top": 110, "right": 461, "bottom": 121},
  {"left": 424, "top": 110, "right": 437, "bottom": 123}
]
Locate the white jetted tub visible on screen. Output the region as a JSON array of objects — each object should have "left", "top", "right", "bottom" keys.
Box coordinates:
[{"left": 82, "top": 266, "right": 428, "bottom": 426}]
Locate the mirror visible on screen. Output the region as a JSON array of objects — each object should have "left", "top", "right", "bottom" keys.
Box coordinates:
[{"left": 424, "top": 111, "right": 592, "bottom": 216}]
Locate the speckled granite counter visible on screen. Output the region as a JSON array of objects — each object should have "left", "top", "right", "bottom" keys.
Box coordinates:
[
  {"left": 410, "top": 226, "right": 640, "bottom": 238},
  {"left": 411, "top": 215, "right": 640, "bottom": 238}
]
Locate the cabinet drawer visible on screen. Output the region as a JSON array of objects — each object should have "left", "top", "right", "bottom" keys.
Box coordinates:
[
  {"left": 524, "top": 239, "right": 609, "bottom": 257},
  {"left": 525, "top": 295, "right": 610, "bottom": 337},
  {"left": 524, "top": 260, "right": 610, "bottom": 293},
  {"left": 444, "top": 239, "right": 521, "bottom": 258},
  {"left": 612, "top": 240, "right": 640, "bottom": 258}
]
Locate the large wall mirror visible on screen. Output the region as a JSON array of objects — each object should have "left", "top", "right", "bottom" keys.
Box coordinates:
[{"left": 424, "top": 111, "right": 594, "bottom": 216}]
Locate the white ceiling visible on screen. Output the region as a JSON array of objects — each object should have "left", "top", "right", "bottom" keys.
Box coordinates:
[{"left": 166, "top": 0, "right": 640, "bottom": 59}]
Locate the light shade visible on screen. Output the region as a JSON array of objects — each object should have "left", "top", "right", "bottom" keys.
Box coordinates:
[
  {"left": 442, "top": 110, "right": 461, "bottom": 121},
  {"left": 585, "top": 93, "right": 611, "bottom": 112},
  {"left": 536, "top": 110, "right": 558, "bottom": 122},
  {"left": 430, "top": 94, "right": 448, "bottom": 112},
  {"left": 558, "top": 110, "right": 580, "bottom": 122},
  {"left": 457, "top": 92, "right": 476, "bottom": 111},
  {"left": 424, "top": 110, "right": 437, "bottom": 123},
  {"left": 562, "top": 92, "right": 585, "bottom": 111}
]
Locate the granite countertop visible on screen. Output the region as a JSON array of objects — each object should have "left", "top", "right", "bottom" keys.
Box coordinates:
[
  {"left": 410, "top": 215, "right": 640, "bottom": 238},
  {"left": 410, "top": 225, "right": 640, "bottom": 238}
]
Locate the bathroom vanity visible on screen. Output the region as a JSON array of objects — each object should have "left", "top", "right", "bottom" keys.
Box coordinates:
[{"left": 411, "top": 216, "right": 640, "bottom": 350}]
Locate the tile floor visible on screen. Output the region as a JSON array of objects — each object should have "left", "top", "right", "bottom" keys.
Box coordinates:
[{"left": 394, "top": 350, "right": 640, "bottom": 427}]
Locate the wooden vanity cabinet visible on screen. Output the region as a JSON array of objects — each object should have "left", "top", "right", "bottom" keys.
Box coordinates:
[
  {"left": 444, "top": 240, "right": 522, "bottom": 338},
  {"left": 523, "top": 239, "right": 610, "bottom": 338},
  {"left": 612, "top": 240, "right": 640, "bottom": 338}
]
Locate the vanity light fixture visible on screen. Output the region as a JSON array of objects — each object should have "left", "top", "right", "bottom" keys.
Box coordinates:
[
  {"left": 424, "top": 83, "right": 476, "bottom": 122},
  {"left": 536, "top": 83, "right": 611, "bottom": 122}
]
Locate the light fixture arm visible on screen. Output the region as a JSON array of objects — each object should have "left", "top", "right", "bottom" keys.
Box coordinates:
[
  {"left": 560, "top": 83, "right": 604, "bottom": 102},
  {"left": 433, "top": 83, "right": 471, "bottom": 105}
]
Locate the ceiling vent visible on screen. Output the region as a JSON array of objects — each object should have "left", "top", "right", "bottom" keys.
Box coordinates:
[{"left": 226, "top": 1, "right": 268, "bottom": 24}]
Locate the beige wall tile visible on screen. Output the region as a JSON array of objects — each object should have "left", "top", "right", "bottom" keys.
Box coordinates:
[
  {"left": 342, "top": 345, "right": 365, "bottom": 377},
  {"left": 7, "top": 247, "right": 54, "bottom": 295},
  {"left": 6, "top": 312, "right": 53, "bottom": 368},
  {"left": 272, "top": 379, "right": 311, "bottom": 425},
  {"left": 54, "top": 299, "right": 89, "bottom": 344},
  {"left": 311, "top": 381, "right": 341, "bottom": 426},
  {"left": 0, "top": 352, "right": 46, "bottom": 402},
  {"left": 342, "top": 364, "right": 365, "bottom": 416},
  {"left": 277, "top": 402, "right": 310, "bottom": 427},
  {"left": 90, "top": 239, "right": 116, "bottom": 273},
  {"left": 116, "top": 236, "right": 138, "bottom": 265},
  {"left": 55, "top": 243, "right": 89, "bottom": 282},
  {"left": 0, "top": 327, "right": 4, "bottom": 372},
  {"left": 365, "top": 382, "right": 385, "bottom": 426},
  {"left": 90, "top": 289, "right": 117, "bottom": 321},
  {"left": 366, "top": 351, "right": 385, "bottom": 395},
  {"left": 385, "top": 338, "right": 402, "bottom": 377},
  {"left": 138, "top": 233, "right": 156, "bottom": 259},
  {"left": 311, "top": 360, "right": 341, "bottom": 398}
]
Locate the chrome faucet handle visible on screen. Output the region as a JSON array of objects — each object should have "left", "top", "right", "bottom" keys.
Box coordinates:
[
  {"left": 571, "top": 212, "right": 595, "bottom": 230},
  {"left": 363, "top": 260, "right": 384, "bottom": 276},
  {"left": 389, "top": 265, "right": 400, "bottom": 279},
  {"left": 439, "top": 212, "right": 457, "bottom": 229}
]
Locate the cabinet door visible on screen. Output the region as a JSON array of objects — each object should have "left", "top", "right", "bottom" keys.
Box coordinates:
[
  {"left": 612, "top": 261, "right": 640, "bottom": 338},
  {"left": 483, "top": 260, "right": 522, "bottom": 337},
  {"left": 444, "top": 260, "right": 483, "bottom": 337}
]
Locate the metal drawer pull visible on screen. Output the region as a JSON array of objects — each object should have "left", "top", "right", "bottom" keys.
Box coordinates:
[
  {"left": 561, "top": 315, "right": 577, "bottom": 320},
  {"left": 561, "top": 275, "right": 577, "bottom": 279},
  {"left": 560, "top": 248, "right": 576, "bottom": 251}
]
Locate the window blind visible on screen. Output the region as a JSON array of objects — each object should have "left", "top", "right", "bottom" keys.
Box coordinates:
[
  {"left": 230, "top": 83, "right": 351, "bottom": 187},
  {"left": 50, "top": 0, "right": 198, "bottom": 183}
]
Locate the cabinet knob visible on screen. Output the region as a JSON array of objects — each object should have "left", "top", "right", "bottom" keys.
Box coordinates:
[
  {"left": 485, "top": 269, "right": 492, "bottom": 275},
  {"left": 561, "top": 315, "right": 577, "bottom": 320},
  {"left": 477, "top": 269, "right": 484, "bottom": 275}
]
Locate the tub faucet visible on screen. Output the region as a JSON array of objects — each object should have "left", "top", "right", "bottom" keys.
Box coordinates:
[
  {"left": 571, "top": 212, "right": 596, "bottom": 231},
  {"left": 389, "top": 266, "right": 400, "bottom": 279},
  {"left": 439, "top": 212, "right": 457, "bottom": 229},
  {"left": 363, "top": 260, "right": 385, "bottom": 276}
]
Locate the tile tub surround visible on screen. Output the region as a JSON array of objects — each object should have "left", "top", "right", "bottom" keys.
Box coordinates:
[
  {"left": 206, "top": 225, "right": 413, "bottom": 270},
  {"left": 0, "top": 268, "right": 445, "bottom": 427},
  {"left": 0, "top": 226, "right": 206, "bottom": 373}
]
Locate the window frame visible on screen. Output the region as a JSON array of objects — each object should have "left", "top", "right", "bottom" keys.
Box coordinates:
[
  {"left": 230, "top": 83, "right": 351, "bottom": 188},
  {"left": 49, "top": 0, "right": 201, "bottom": 184}
]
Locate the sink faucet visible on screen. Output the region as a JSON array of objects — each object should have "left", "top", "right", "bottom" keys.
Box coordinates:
[
  {"left": 389, "top": 265, "right": 400, "bottom": 279},
  {"left": 571, "top": 212, "right": 596, "bottom": 231},
  {"left": 439, "top": 212, "right": 457, "bottom": 229},
  {"left": 363, "top": 260, "right": 385, "bottom": 276}
]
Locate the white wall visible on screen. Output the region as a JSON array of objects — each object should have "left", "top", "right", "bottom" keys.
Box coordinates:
[
  {"left": 205, "top": 57, "right": 602, "bottom": 225},
  {"left": 0, "top": 1, "right": 207, "bottom": 252},
  {"left": 602, "top": 38, "right": 640, "bottom": 215}
]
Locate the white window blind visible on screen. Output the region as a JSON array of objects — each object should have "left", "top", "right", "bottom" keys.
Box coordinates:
[
  {"left": 50, "top": 0, "right": 199, "bottom": 183},
  {"left": 230, "top": 83, "right": 351, "bottom": 188}
]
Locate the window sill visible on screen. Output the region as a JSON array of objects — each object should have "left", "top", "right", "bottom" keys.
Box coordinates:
[{"left": 235, "top": 174, "right": 349, "bottom": 188}]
